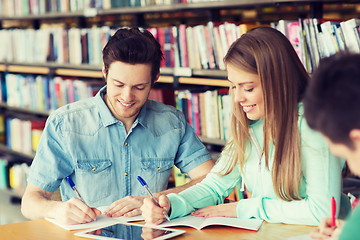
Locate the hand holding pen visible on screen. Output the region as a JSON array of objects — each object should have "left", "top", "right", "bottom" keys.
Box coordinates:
[
  {"left": 310, "top": 197, "right": 344, "bottom": 239},
  {"left": 137, "top": 176, "right": 171, "bottom": 222},
  {"left": 63, "top": 176, "right": 101, "bottom": 224}
]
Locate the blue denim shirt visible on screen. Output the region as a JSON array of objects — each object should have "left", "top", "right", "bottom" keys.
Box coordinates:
[{"left": 28, "top": 86, "right": 211, "bottom": 207}]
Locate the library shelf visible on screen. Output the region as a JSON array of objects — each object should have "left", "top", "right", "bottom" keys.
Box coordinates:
[
  {"left": 0, "top": 62, "right": 231, "bottom": 86},
  {"left": 0, "top": 0, "right": 358, "bottom": 166},
  {"left": 0, "top": 144, "right": 34, "bottom": 164},
  {"left": 0, "top": 102, "right": 49, "bottom": 117},
  {"left": 0, "top": 0, "right": 353, "bottom": 22}
]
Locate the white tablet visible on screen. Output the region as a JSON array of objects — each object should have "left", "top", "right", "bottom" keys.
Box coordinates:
[{"left": 74, "top": 222, "right": 186, "bottom": 240}]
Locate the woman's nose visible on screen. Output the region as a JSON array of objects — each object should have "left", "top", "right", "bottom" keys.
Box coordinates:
[{"left": 233, "top": 89, "right": 245, "bottom": 103}]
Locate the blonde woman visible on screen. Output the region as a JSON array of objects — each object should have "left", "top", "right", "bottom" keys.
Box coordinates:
[{"left": 141, "top": 27, "right": 347, "bottom": 225}]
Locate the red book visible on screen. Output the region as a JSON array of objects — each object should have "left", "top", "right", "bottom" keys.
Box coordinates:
[
  {"left": 178, "top": 24, "right": 188, "bottom": 68},
  {"left": 157, "top": 27, "right": 166, "bottom": 67},
  {"left": 192, "top": 93, "right": 201, "bottom": 136}
]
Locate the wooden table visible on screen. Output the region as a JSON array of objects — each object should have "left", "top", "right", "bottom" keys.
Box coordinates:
[{"left": 0, "top": 219, "right": 316, "bottom": 240}]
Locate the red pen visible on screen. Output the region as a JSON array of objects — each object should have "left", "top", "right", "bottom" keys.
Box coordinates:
[{"left": 331, "top": 197, "right": 336, "bottom": 227}]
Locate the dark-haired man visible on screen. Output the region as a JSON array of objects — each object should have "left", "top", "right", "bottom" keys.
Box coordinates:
[
  {"left": 21, "top": 27, "right": 214, "bottom": 224},
  {"left": 304, "top": 52, "right": 360, "bottom": 240}
]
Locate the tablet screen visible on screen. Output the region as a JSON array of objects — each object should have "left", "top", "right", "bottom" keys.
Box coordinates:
[{"left": 75, "top": 222, "right": 185, "bottom": 240}]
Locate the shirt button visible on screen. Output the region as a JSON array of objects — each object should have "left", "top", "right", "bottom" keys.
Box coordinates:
[
  {"left": 157, "top": 167, "right": 161, "bottom": 171},
  {"left": 92, "top": 167, "right": 96, "bottom": 171},
  {"left": 124, "top": 172, "right": 128, "bottom": 176},
  {"left": 124, "top": 142, "right": 128, "bottom": 146}
]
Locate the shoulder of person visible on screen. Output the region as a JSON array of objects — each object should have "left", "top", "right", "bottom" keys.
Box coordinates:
[
  {"left": 47, "top": 98, "right": 97, "bottom": 124},
  {"left": 145, "top": 100, "right": 186, "bottom": 121},
  {"left": 297, "top": 102, "right": 328, "bottom": 146}
]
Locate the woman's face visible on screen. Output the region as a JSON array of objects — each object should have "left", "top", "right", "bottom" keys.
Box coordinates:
[{"left": 227, "top": 63, "right": 265, "bottom": 120}]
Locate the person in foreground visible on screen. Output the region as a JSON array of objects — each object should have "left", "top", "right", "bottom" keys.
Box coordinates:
[
  {"left": 141, "top": 27, "right": 347, "bottom": 226},
  {"left": 21, "top": 27, "right": 214, "bottom": 225},
  {"left": 304, "top": 53, "right": 360, "bottom": 240}
]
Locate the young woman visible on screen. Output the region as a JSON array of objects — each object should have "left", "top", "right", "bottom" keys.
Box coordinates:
[{"left": 141, "top": 27, "right": 347, "bottom": 226}]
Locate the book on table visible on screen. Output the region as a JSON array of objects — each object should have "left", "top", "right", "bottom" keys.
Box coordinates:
[{"left": 155, "top": 215, "right": 263, "bottom": 231}]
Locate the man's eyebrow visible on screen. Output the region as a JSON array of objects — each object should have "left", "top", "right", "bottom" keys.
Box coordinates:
[{"left": 110, "top": 77, "right": 150, "bottom": 86}]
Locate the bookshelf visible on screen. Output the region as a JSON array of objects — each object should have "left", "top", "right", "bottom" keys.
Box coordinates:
[{"left": 0, "top": 0, "right": 359, "bottom": 196}]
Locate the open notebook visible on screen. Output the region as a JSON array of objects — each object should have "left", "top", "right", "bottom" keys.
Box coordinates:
[
  {"left": 45, "top": 206, "right": 144, "bottom": 230},
  {"left": 155, "top": 215, "right": 263, "bottom": 231}
]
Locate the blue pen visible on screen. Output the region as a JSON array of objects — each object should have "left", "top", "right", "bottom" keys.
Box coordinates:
[
  {"left": 66, "top": 176, "right": 84, "bottom": 202},
  {"left": 137, "top": 176, "right": 171, "bottom": 221}
]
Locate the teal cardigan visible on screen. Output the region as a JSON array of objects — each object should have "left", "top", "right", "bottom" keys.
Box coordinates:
[{"left": 168, "top": 104, "right": 344, "bottom": 225}]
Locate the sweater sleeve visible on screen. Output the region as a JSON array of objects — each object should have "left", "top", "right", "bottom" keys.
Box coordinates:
[
  {"left": 236, "top": 116, "right": 343, "bottom": 225},
  {"left": 168, "top": 144, "right": 241, "bottom": 219}
]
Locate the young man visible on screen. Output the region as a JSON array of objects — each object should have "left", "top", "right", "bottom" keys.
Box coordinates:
[
  {"left": 21, "top": 27, "right": 214, "bottom": 225},
  {"left": 304, "top": 52, "right": 360, "bottom": 240}
]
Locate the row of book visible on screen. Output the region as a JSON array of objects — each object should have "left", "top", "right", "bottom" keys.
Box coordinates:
[
  {"left": 272, "top": 18, "right": 360, "bottom": 73},
  {"left": 0, "top": 158, "right": 29, "bottom": 196},
  {"left": 1, "top": 18, "right": 359, "bottom": 72},
  {"left": 0, "top": 0, "right": 220, "bottom": 17},
  {"left": 176, "top": 89, "right": 231, "bottom": 141},
  {"left": 1, "top": 73, "right": 105, "bottom": 112},
  {"left": 0, "top": 22, "right": 258, "bottom": 70},
  {"left": 5, "top": 117, "right": 46, "bottom": 155},
  {"left": 0, "top": 26, "right": 113, "bottom": 66}
]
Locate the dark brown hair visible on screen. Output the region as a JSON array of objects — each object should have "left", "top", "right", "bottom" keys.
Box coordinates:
[
  {"left": 102, "top": 27, "right": 163, "bottom": 84},
  {"left": 304, "top": 52, "right": 360, "bottom": 149}
]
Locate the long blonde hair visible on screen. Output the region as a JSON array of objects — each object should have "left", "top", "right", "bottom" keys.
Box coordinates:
[{"left": 222, "top": 27, "right": 309, "bottom": 201}]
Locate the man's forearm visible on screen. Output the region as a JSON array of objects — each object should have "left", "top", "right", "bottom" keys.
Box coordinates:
[{"left": 21, "top": 187, "right": 59, "bottom": 220}]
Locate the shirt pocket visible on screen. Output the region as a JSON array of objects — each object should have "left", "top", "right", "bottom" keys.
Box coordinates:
[
  {"left": 75, "top": 159, "right": 113, "bottom": 204},
  {"left": 140, "top": 158, "right": 174, "bottom": 192}
]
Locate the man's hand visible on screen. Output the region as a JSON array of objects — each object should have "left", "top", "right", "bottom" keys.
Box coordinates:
[
  {"left": 141, "top": 195, "right": 170, "bottom": 225},
  {"left": 104, "top": 196, "right": 146, "bottom": 218},
  {"left": 54, "top": 197, "right": 101, "bottom": 225},
  {"left": 190, "top": 202, "right": 238, "bottom": 218}
]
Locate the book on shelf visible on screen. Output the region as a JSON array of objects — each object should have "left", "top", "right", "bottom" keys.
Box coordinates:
[
  {"left": 1, "top": 18, "right": 360, "bottom": 73},
  {"left": 0, "top": 158, "right": 8, "bottom": 190},
  {"left": 212, "top": 25, "right": 226, "bottom": 70},
  {"left": 0, "top": 115, "right": 5, "bottom": 144},
  {"left": 3, "top": 73, "right": 104, "bottom": 112},
  {"left": 320, "top": 21, "right": 341, "bottom": 56},
  {"left": 204, "top": 90, "right": 220, "bottom": 139},
  {"left": 5, "top": 117, "right": 45, "bottom": 155},
  {"left": 1, "top": 0, "right": 159, "bottom": 16},
  {"left": 175, "top": 89, "right": 231, "bottom": 141},
  {"left": 8, "top": 162, "right": 29, "bottom": 196},
  {"left": 178, "top": 24, "right": 188, "bottom": 68},
  {"left": 148, "top": 88, "right": 175, "bottom": 107},
  {"left": 204, "top": 23, "right": 216, "bottom": 70},
  {"left": 199, "top": 92, "right": 207, "bottom": 138},
  {"left": 340, "top": 18, "right": 360, "bottom": 53},
  {"left": 31, "top": 120, "right": 46, "bottom": 152}
]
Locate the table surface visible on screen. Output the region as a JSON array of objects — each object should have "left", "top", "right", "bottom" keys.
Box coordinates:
[{"left": 0, "top": 219, "right": 317, "bottom": 240}]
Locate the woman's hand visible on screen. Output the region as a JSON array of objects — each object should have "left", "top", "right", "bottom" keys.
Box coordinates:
[
  {"left": 191, "top": 202, "right": 238, "bottom": 218},
  {"left": 141, "top": 195, "right": 170, "bottom": 225}
]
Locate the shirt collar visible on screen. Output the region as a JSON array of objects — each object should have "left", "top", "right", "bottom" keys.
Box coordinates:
[
  {"left": 93, "top": 86, "right": 119, "bottom": 127},
  {"left": 136, "top": 101, "right": 149, "bottom": 129}
]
